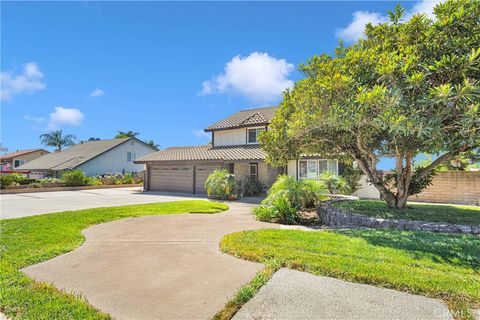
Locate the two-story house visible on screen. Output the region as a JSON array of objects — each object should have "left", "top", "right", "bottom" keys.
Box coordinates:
[{"left": 135, "top": 106, "right": 339, "bottom": 194}]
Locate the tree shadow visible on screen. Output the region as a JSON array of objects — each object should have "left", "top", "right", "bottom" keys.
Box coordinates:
[{"left": 335, "top": 229, "right": 480, "bottom": 271}]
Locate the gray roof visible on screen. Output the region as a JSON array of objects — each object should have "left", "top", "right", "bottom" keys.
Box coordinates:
[
  {"left": 134, "top": 145, "right": 266, "bottom": 163},
  {"left": 205, "top": 106, "right": 278, "bottom": 132},
  {"left": 18, "top": 138, "right": 140, "bottom": 171}
]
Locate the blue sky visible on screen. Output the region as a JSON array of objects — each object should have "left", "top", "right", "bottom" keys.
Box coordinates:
[{"left": 1, "top": 1, "right": 439, "bottom": 168}]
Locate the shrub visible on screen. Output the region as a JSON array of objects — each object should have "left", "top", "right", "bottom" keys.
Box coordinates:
[
  {"left": 0, "top": 173, "right": 27, "bottom": 189},
  {"left": 340, "top": 165, "right": 363, "bottom": 195},
  {"left": 205, "top": 169, "right": 236, "bottom": 199},
  {"left": 39, "top": 177, "right": 62, "bottom": 184},
  {"left": 61, "top": 170, "right": 87, "bottom": 186},
  {"left": 235, "top": 177, "right": 263, "bottom": 197},
  {"left": 319, "top": 171, "right": 346, "bottom": 195},
  {"left": 120, "top": 173, "right": 135, "bottom": 184},
  {"left": 263, "top": 175, "right": 327, "bottom": 210},
  {"left": 84, "top": 177, "right": 103, "bottom": 186},
  {"left": 253, "top": 197, "right": 298, "bottom": 224}
]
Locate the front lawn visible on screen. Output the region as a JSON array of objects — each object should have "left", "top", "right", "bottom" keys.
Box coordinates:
[
  {"left": 0, "top": 200, "right": 228, "bottom": 319},
  {"left": 332, "top": 200, "right": 480, "bottom": 225},
  {"left": 221, "top": 229, "right": 480, "bottom": 319}
]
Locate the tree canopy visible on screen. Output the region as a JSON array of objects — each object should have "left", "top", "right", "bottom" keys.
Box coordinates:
[
  {"left": 261, "top": 0, "right": 479, "bottom": 208},
  {"left": 115, "top": 130, "right": 139, "bottom": 139},
  {"left": 39, "top": 130, "right": 76, "bottom": 152}
]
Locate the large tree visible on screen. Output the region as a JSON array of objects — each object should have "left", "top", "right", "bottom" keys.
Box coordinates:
[
  {"left": 261, "top": 0, "right": 479, "bottom": 209},
  {"left": 39, "top": 130, "right": 76, "bottom": 152}
]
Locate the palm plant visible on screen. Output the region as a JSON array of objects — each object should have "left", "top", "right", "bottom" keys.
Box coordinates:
[
  {"left": 319, "top": 171, "right": 346, "bottom": 195},
  {"left": 263, "top": 175, "right": 327, "bottom": 209},
  {"left": 115, "top": 130, "right": 139, "bottom": 138},
  {"left": 204, "top": 169, "right": 235, "bottom": 199},
  {"left": 39, "top": 130, "right": 76, "bottom": 152}
]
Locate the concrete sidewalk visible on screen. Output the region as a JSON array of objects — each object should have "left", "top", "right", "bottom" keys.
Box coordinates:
[{"left": 234, "top": 268, "right": 452, "bottom": 320}]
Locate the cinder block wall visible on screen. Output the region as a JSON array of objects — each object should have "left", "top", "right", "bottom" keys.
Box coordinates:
[{"left": 409, "top": 171, "right": 480, "bottom": 205}]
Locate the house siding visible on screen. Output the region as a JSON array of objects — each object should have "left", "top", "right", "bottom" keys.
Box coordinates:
[
  {"left": 76, "top": 140, "right": 154, "bottom": 176},
  {"left": 214, "top": 128, "right": 247, "bottom": 146}
]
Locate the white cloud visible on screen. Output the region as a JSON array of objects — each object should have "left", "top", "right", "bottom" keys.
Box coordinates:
[
  {"left": 23, "top": 114, "right": 46, "bottom": 124},
  {"left": 90, "top": 88, "right": 105, "bottom": 97},
  {"left": 337, "top": 0, "right": 443, "bottom": 42},
  {"left": 200, "top": 52, "right": 294, "bottom": 103},
  {"left": 48, "top": 107, "right": 84, "bottom": 129},
  {"left": 1, "top": 62, "right": 46, "bottom": 101},
  {"left": 193, "top": 129, "right": 210, "bottom": 140},
  {"left": 336, "top": 11, "right": 388, "bottom": 43}
]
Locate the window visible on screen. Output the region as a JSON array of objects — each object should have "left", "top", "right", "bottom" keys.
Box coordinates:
[
  {"left": 14, "top": 160, "right": 25, "bottom": 167},
  {"left": 247, "top": 128, "right": 265, "bottom": 144},
  {"left": 298, "top": 159, "right": 338, "bottom": 180},
  {"left": 249, "top": 163, "right": 258, "bottom": 181},
  {"left": 127, "top": 152, "right": 132, "bottom": 162},
  {"left": 227, "top": 163, "right": 234, "bottom": 174}
]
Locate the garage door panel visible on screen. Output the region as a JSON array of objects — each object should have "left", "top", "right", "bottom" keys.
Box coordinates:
[
  {"left": 195, "top": 165, "right": 219, "bottom": 194},
  {"left": 149, "top": 166, "right": 193, "bottom": 193}
]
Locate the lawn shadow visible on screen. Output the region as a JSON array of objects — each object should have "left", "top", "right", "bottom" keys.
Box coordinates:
[{"left": 335, "top": 229, "right": 480, "bottom": 271}]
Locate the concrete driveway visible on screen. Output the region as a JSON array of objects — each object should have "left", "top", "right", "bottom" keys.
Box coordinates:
[
  {"left": 22, "top": 202, "right": 282, "bottom": 319},
  {"left": 1, "top": 187, "right": 202, "bottom": 219}
]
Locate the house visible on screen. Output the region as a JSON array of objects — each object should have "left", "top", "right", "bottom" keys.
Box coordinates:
[
  {"left": 18, "top": 137, "right": 158, "bottom": 178},
  {"left": 135, "top": 106, "right": 339, "bottom": 193},
  {"left": 0, "top": 149, "right": 50, "bottom": 173}
]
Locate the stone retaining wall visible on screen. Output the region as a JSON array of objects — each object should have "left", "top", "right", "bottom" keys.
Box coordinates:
[{"left": 317, "top": 201, "right": 479, "bottom": 235}]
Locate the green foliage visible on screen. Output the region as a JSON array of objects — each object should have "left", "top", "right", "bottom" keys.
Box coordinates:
[
  {"left": 38, "top": 177, "right": 62, "bottom": 184},
  {"left": 61, "top": 170, "right": 87, "bottom": 186},
  {"left": 0, "top": 173, "right": 27, "bottom": 188},
  {"left": 39, "top": 130, "right": 76, "bottom": 151},
  {"left": 340, "top": 164, "right": 363, "bottom": 195},
  {"left": 253, "top": 198, "right": 298, "bottom": 225},
  {"left": 115, "top": 130, "right": 139, "bottom": 138},
  {"left": 235, "top": 177, "right": 263, "bottom": 197},
  {"left": 260, "top": 0, "right": 480, "bottom": 208},
  {"left": 262, "top": 175, "right": 327, "bottom": 210},
  {"left": 221, "top": 229, "right": 480, "bottom": 318},
  {"left": 319, "top": 171, "right": 346, "bottom": 194},
  {"left": 205, "top": 169, "right": 236, "bottom": 199},
  {"left": 0, "top": 201, "right": 228, "bottom": 320}
]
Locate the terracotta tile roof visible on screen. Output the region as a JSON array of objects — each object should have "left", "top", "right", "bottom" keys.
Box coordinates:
[
  {"left": 0, "top": 149, "right": 49, "bottom": 161},
  {"left": 204, "top": 106, "right": 278, "bottom": 131},
  {"left": 134, "top": 145, "right": 266, "bottom": 163}
]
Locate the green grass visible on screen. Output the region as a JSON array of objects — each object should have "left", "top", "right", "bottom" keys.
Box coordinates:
[
  {"left": 333, "top": 200, "right": 480, "bottom": 225},
  {"left": 212, "top": 259, "right": 281, "bottom": 320},
  {"left": 221, "top": 229, "right": 480, "bottom": 320},
  {"left": 0, "top": 200, "right": 228, "bottom": 320}
]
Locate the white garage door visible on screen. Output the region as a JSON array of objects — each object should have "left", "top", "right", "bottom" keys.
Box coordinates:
[
  {"left": 195, "top": 165, "right": 220, "bottom": 194},
  {"left": 149, "top": 166, "right": 193, "bottom": 193}
]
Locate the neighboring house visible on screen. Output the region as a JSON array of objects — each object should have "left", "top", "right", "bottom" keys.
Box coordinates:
[
  {"left": 135, "top": 106, "right": 339, "bottom": 193},
  {"left": 18, "top": 138, "right": 157, "bottom": 178},
  {"left": 0, "top": 149, "right": 50, "bottom": 172}
]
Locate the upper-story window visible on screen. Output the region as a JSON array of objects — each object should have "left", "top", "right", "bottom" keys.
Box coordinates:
[{"left": 247, "top": 128, "right": 265, "bottom": 144}]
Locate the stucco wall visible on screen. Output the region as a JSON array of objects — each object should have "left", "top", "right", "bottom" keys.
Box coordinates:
[
  {"left": 77, "top": 140, "right": 155, "bottom": 176},
  {"left": 232, "top": 161, "right": 279, "bottom": 188},
  {"left": 354, "top": 176, "right": 381, "bottom": 199}
]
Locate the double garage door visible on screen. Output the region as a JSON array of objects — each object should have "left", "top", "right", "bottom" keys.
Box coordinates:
[{"left": 149, "top": 165, "right": 219, "bottom": 194}]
